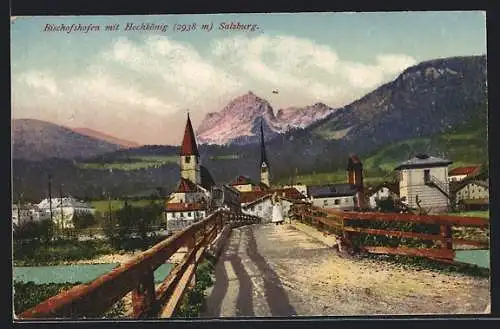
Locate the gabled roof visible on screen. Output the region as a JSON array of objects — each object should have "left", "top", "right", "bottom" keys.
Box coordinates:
[
  {"left": 449, "top": 166, "right": 480, "bottom": 176},
  {"left": 231, "top": 175, "right": 256, "bottom": 186},
  {"left": 242, "top": 194, "right": 272, "bottom": 208},
  {"left": 347, "top": 154, "right": 362, "bottom": 170},
  {"left": 176, "top": 178, "right": 205, "bottom": 193},
  {"left": 165, "top": 202, "right": 207, "bottom": 212},
  {"left": 240, "top": 187, "right": 305, "bottom": 204},
  {"left": 180, "top": 113, "right": 199, "bottom": 156},
  {"left": 307, "top": 184, "right": 359, "bottom": 198},
  {"left": 455, "top": 179, "right": 489, "bottom": 191},
  {"left": 394, "top": 154, "right": 452, "bottom": 171}
]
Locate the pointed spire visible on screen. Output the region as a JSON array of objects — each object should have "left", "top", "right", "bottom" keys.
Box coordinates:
[
  {"left": 260, "top": 119, "right": 268, "bottom": 166},
  {"left": 180, "top": 111, "right": 199, "bottom": 156}
]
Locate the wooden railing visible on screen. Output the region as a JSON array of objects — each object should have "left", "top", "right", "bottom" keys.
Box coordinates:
[
  {"left": 291, "top": 203, "right": 489, "bottom": 263},
  {"left": 18, "top": 208, "right": 253, "bottom": 319}
]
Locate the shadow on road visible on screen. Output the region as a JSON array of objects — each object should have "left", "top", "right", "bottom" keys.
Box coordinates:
[{"left": 244, "top": 226, "right": 297, "bottom": 317}]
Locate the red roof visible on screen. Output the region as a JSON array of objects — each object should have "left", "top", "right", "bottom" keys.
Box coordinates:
[
  {"left": 180, "top": 113, "right": 199, "bottom": 156},
  {"left": 240, "top": 187, "right": 305, "bottom": 204},
  {"left": 176, "top": 178, "right": 203, "bottom": 193},
  {"left": 165, "top": 202, "right": 207, "bottom": 212},
  {"left": 449, "top": 166, "right": 479, "bottom": 176}
]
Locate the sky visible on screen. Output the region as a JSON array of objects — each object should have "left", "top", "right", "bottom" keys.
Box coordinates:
[{"left": 11, "top": 11, "right": 487, "bottom": 145}]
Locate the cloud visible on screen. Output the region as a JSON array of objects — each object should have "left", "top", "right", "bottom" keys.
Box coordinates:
[
  {"left": 102, "top": 36, "right": 241, "bottom": 105},
  {"left": 211, "top": 35, "right": 416, "bottom": 105},
  {"left": 18, "top": 71, "right": 60, "bottom": 96},
  {"left": 13, "top": 34, "right": 417, "bottom": 144}
]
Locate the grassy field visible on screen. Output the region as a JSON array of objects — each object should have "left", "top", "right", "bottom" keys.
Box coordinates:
[
  {"left": 90, "top": 199, "right": 159, "bottom": 213},
  {"left": 277, "top": 170, "right": 388, "bottom": 186},
  {"left": 450, "top": 210, "right": 490, "bottom": 219},
  {"left": 77, "top": 155, "right": 178, "bottom": 171}
]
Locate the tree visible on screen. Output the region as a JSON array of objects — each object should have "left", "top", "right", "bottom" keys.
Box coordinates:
[{"left": 72, "top": 212, "right": 97, "bottom": 229}]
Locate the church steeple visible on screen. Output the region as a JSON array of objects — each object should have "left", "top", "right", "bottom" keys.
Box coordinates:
[
  {"left": 180, "top": 112, "right": 200, "bottom": 184},
  {"left": 180, "top": 112, "right": 199, "bottom": 157},
  {"left": 259, "top": 119, "right": 270, "bottom": 187}
]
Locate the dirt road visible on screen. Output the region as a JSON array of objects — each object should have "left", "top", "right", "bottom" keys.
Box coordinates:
[{"left": 202, "top": 223, "right": 490, "bottom": 317}]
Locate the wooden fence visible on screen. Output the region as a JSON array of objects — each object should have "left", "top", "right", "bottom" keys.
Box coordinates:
[
  {"left": 291, "top": 203, "right": 489, "bottom": 263},
  {"left": 19, "top": 209, "right": 257, "bottom": 319}
]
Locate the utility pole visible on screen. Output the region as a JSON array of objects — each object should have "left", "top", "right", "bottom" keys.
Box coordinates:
[
  {"left": 59, "top": 184, "right": 64, "bottom": 230},
  {"left": 108, "top": 192, "right": 112, "bottom": 223},
  {"left": 17, "top": 192, "right": 21, "bottom": 226}
]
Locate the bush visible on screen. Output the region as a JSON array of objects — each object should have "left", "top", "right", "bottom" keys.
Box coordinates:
[
  {"left": 174, "top": 256, "right": 216, "bottom": 318},
  {"left": 13, "top": 281, "right": 126, "bottom": 318},
  {"left": 13, "top": 239, "right": 116, "bottom": 266},
  {"left": 72, "top": 212, "right": 97, "bottom": 229}
]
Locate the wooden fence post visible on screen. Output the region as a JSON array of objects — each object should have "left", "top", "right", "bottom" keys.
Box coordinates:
[
  {"left": 186, "top": 233, "right": 196, "bottom": 289},
  {"left": 132, "top": 266, "right": 156, "bottom": 318},
  {"left": 440, "top": 223, "right": 453, "bottom": 255}
]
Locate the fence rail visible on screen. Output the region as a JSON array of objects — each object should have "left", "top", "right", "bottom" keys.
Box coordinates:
[
  {"left": 18, "top": 209, "right": 260, "bottom": 319},
  {"left": 291, "top": 203, "right": 489, "bottom": 262}
]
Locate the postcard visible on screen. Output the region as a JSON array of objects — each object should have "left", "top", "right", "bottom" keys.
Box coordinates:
[{"left": 11, "top": 11, "right": 489, "bottom": 320}]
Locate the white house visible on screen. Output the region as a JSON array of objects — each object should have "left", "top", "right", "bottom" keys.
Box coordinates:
[
  {"left": 242, "top": 195, "right": 274, "bottom": 223},
  {"left": 367, "top": 183, "right": 399, "bottom": 209},
  {"left": 37, "top": 197, "right": 96, "bottom": 229},
  {"left": 12, "top": 204, "right": 42, "bottom": 226},
  {"left": 454, "top": 179, "right": 489, "bottom": 207},
  {"left": 168, "top": 178, "right": 210, "bottom": 204},
  {"left": 165, "top": 202, "right": 208, "bottom": 231},
  {"left": 448, "top": 166, "right": 480, "bottom": 182},
  {"left": 395, "top": 154, "right": 452, "bottom": 213},
  {"left": 307, "top": 184, "right": 358, "bottom": 211}
]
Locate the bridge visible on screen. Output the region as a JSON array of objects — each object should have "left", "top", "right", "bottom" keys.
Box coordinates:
[{"left": 18, "top": 203, "right": 490, "bottom": 319}]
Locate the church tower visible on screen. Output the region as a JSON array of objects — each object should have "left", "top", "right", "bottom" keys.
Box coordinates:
[
  {"left": 259, "top": 120, "right": 271, "bottom": 187},
  {"left": 180, "top": 112, "right": 201, "bottom": 185}
]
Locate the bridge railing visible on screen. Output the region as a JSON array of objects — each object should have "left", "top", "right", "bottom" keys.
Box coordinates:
[
  {"left": 18, "top": 208, "right": 236, "bottom": 319},
  {"left": 291, "top": 203, "right": 489, "bottom": 262}
]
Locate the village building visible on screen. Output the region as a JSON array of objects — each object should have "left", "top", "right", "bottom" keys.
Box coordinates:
[
  {"left": 307, "top": 184, "right": 359, "bottom": 210},
  {"left": 395, "top": 154, "right": 452, "bottom": 213},
  {"left": 283, "top": 183, "right": 308, "bottom": 198},
  {"left": 366, "top": 182, "right": 400, "bottom": 209},
  {"left": 36, "top": 197, "right": 96, "bottom": 229},
  {"left": 165, "top": 202, "right": 208, "bottom": 231},
  {"left": 165, "top": 113, "right": 216, "bottom": 230},
  {"left": 12, "top": 203, "right": 43, "bottom": 226},
  {"left": 454, "top": 179, "right": 489, "bottom": 210},
  {"left": 229, "top": 175, "right": 268, "bottom": 192},
  {"left": 307, "top": 155, "right": 366, "bottom": 210},
  {"left": 241, "top": 190, "right": 305, "bottom": 223},
  {"left": 239, "top": 187, "right": 306, "bottom": 207},
  {"left": 210, "top": 184, "right": 241, "bottom": 213},
  {"left": 448, "top": 165, "right": 481, "bottom": 182}
]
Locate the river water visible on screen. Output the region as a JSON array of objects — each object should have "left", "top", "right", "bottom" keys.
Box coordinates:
[{"left": 13, "top": 263, "right": 174, "bottom": 284}]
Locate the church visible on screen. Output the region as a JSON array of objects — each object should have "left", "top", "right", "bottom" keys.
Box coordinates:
[
  {"left": 165, "top": 113, "right": 216, "bottom": 231},
  {"left": 230, "top": 121, "right": 271, "bottom": 193}
]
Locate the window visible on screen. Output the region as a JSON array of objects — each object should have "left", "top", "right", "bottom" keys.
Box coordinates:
[
  {"left": 188, "top": 212, "right": 192, "bottom": 217},
  {"left": 424, "top": 169, "right": 430, "bottom": 183},
  {"left": 334, "top": 199, "right": 340, "bottom": 205},
  {"left": 323, "top": 200, "right": 328, "bottom": 206},
  {"left": 180, "top": 212, "right": 184, "bottom": 218},
  {"left": 185, "top": 156, "right": 191, "bottom": 164}
]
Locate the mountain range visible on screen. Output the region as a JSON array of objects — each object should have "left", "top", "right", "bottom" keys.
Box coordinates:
[{"left": 196, "top": 92, "right": 334, "bottom": 145}]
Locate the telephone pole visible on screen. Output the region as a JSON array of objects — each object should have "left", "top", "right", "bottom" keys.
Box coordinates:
[
  {"left": 59, "top": 184, "right": 64, "bottom": 230},
  {"left": 17, "top": 192, "right": 21, "bottom": 226}
]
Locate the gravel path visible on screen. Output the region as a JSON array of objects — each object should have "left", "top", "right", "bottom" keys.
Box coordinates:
[{"left": 202, "top": 223, "right": 490, "bottom": 317}]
